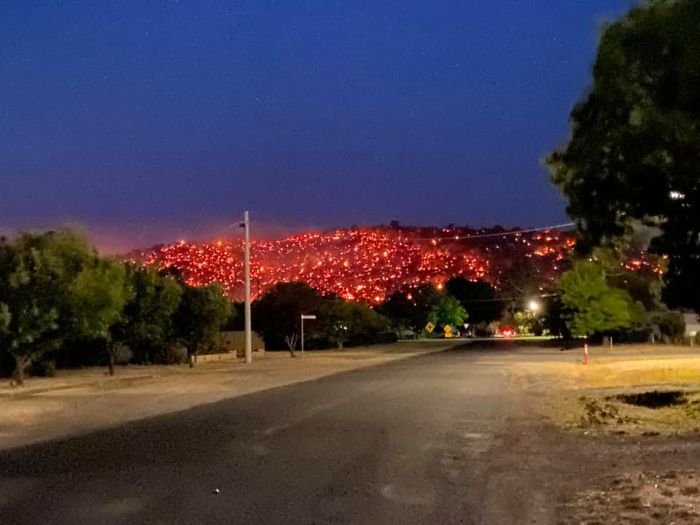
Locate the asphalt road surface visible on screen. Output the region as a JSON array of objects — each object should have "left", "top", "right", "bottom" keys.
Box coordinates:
[{"left": 0, "top": 344, "right": 577, "bottom": 524}]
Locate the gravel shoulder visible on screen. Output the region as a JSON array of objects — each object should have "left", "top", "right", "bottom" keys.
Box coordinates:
[
  {"left": 0, "top": 341, "right": 455, "bottom": 450},
  {"left": 502, "top": 344, "right": 700, "bottom": 524}
]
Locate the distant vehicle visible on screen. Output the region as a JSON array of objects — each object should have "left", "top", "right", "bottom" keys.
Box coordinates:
[{"left": 498, "top": 326, "right": 516, "bottom": 338}]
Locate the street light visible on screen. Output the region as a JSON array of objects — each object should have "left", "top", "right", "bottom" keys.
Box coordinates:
[{"left": 528, "top": 300, "right": 540, "bottom": 313}]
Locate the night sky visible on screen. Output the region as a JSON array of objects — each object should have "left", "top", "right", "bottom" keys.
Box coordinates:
[{"left": 1, "top": 1, "right": 634, "bottom": 250}]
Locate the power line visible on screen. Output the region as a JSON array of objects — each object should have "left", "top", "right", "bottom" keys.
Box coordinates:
[
  {"left": 404, "top": 222, "right": 575, "bottom": 242},
  {"left": 226, "top": 221, "right": 576, "bottom": 243},
  {"left": 456, "top": 292, "right": 559, "bottom": 303}
]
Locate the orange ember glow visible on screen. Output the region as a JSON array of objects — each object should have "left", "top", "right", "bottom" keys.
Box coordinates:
[{"left": 140, "top": 226, "right": 583, "bottom": 302}]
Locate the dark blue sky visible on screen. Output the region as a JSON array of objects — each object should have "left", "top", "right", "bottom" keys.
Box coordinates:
[{"left": 1, "top": 1, "right": 634, "bottom": 249}]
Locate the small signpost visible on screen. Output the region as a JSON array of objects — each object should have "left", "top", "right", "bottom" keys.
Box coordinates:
[
  {"left": 425, "top": 322, "right": 435, "bottom": 334},
  {"left": 301, "top": 314, "right": 317, "bottom": 358}
]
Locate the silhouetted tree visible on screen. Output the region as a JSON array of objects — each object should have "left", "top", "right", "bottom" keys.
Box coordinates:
[
  {"left": 117, "top": 266, "right": 183, "bottom": 364},
  {"left": 446, "top": 277, "right": 502, "bottom": 324},
  {"left": 174, "top": 284, "right": 232, "bottom": 366},
  {"left": 548, "top": 0, "right": 700, "bottom": 310},
  {"left": 252, "top": 282, "right": 322, "bottom": 354},
  {"left": 318, "top": 297, "right": 388, "bottom": 349}
]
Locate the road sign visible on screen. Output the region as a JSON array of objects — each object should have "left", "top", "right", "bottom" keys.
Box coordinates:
[
  {"left": 301, "top": 314, "right": 317, "bottom": 320},
  {"left": 425, "top": 322, "right": 435, "bottom": 333},
  {"left": 443, "top": 324, "right": 453, "bottom": 338}
]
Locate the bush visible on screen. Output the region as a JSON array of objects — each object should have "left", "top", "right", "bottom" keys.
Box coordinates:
[
  {"left": 649, "top": 310, "right": 686, "bottom": 343},
  {"left": 30, "top": 360, "right": 56, "bottom": 378},
  {"left": 152, "top": 345, "right": 188, "bottom": 365}
]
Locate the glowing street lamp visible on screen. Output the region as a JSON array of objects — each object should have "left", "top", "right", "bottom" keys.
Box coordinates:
[{"left": 527, "top": 300, "right": 540, "bottom": 313}]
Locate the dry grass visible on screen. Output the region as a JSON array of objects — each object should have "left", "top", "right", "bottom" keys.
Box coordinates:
[
  {"left": 582, "top": 358, "right": 700, "bottom": 389},
  {"left": 511, "top": 348, "right": 700, "bottom": 435}
]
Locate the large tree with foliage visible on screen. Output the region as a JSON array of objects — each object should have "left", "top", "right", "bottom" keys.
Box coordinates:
[
  {"left": 318, "top": 297, "right": 388, "bottom": 349},
  {"left": 117, "top": 266, "right": 183, "bottom": 364},
  {"left": 428, "top": 294, "right": 468, "bottom": 331},
  {"left": 252, "top": 282, "right": 322, "bottom": 354},
  {"left": 548, "top": 0, "right": 700, "bottom": 310},
  {"left": 376, "top": 291, "right": 414, "bottom": 332},
  {"left": 558, "top": 259, "right": 643, "bottom": 337},
  {"left": 0, "top": 230, "right": 93, "bottom": 384},
  {"left": 69, "top": 257, "right": 133, "bottom": 375},
  {"left": 174, "top": 284, "right": 232, "bottom": 366}
]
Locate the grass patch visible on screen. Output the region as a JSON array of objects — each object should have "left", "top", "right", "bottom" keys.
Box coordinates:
[
  {"left": 583, "top": 362, "right": 700, "bottom": 389},
  {"left": 570, "top": 390, "right": 700, "bottom": 434}
]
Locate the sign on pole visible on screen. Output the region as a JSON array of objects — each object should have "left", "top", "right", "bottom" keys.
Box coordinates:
[
  {"left": 300, "top": 314, "right": 317, "bottom": 358},
  {"left": 425, "top": 322, "right": 435, "bottom": 333}
]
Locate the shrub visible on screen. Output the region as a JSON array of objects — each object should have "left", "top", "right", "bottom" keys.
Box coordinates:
[
  {"left": 30, "top": 360, "right": 56, "bottom": 378},
  {"left": 649, "top": 310, "right": 686, "bottom": 343}
]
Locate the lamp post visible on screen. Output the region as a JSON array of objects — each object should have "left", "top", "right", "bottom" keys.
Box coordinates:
[{"left": 241, "top": 211, "right": 252, "bottom": 364}]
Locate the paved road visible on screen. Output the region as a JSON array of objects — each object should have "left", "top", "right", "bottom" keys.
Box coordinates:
[{"left": 0, "top": 345, "right": 563, "bottom": 524}]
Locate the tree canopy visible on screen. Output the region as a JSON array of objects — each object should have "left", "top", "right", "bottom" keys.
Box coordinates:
[
  {"left": 318, "top": 297, "right": 388, "bottom": 349},
  {"left": 428, "top": 295, "right": 468, "bottom": 331},
  {"left": 558, "top": 259, "right": 641, "bottom": 337},
  {"left": 252, "top": 282, "right": 322, "bottom": 352},
  {"left": 117, "top": 266, "right": 183, "bottom": 364},
  {"left": 69, "top": 257, "right": 133, "bottom": 375},
  {"left": 376, "top": 284, "right": 443, "bottom": 332},
  {"left": 547, "top": 0, "right": 700, "bottom": 310},
  {"left": 174, "top": 284, "right": 232, "bottom": 365},
  {"left": 70, "top": 257, "right": 132, "bottom": 341},
  {"left": 0, "top": 230, "right": 94, "bottom": 383}
]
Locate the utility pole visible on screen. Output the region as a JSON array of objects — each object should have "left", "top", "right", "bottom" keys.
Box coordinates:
[{"left": 243, "top": 211, "right": 252, "bottom": 364}]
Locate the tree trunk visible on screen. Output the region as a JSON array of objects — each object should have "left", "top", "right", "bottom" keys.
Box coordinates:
[
  {"left": 107, "top": 349, "right": 115, "bottom": 376},
  {"left": 337, "top": 340, "right": 344, "bottom": 350},
  {"left": 11, "top": 354, "right": 27, "bottom": 386},
  {"left": 105, "top": 336, "right": 116, "bottom": 376},
  {"left": 284, "top": 334, "right": 297, "bottom": 358}
]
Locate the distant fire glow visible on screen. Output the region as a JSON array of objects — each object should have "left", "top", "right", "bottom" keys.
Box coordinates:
[{"left": 136, "top": 226, "right": 655, "bottom": 303}]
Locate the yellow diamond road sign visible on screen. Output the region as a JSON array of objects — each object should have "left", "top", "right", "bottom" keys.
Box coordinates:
[
  {"left": 444, "top": 324, "right": 453, "bottom": 338},
  {"left": 425, "top": 322, "right": 435, "bottom": 333}
]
